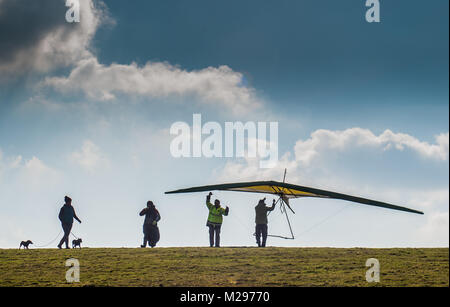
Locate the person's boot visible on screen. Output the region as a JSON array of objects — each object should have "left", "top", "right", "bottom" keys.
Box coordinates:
[{"left": 140, "top": 237, "right": 148, "bottom": 248}]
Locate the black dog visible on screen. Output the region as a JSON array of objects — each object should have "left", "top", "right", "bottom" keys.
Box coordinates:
[
  {"left": 72, "top": 238, "right": 82, "bottom": 249},
  {"left": 19, "top": 240, "right": 33, "bottom": 249}
]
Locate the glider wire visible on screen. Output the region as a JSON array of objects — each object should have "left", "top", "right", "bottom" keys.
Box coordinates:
[
  {"left": 266, "top": 196, "right": 295, "bottom": 240},
  {"left": 229, "top": 210, "right": 252, "bottom": 232},
  {"left": 296, "top": 204, "right": 350, "bottom": 237}
]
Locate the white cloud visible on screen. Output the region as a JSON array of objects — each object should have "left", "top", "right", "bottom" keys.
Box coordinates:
[
  {"left": 0, "top": 151, "right": 22, "bottom": 170},
  {"left": 44, "top": 57, "right": 262, "bottom": 114},
  {"left": 294, "top": 128, "right": 449, "bottom": 165},
  {"left": 218, "top": 128, "right": 449, "bottom": 183},
  {"left": 216, "top": 152, "right": 298, "bottom": 183},
  {"left": 20, "top": 156, "right": 61, "bottom": 187},
  {"left": 69, "top": 140, "right": 109, "bottom": 173},
  {"left": 9, "top": 155, "right": 23, "bottom": 168},
  {"left": 0, "top": 150, "right": 61, "bottom": 188}
]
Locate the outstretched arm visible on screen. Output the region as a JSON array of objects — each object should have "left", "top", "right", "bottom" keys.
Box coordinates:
[
  {"left": 206, "top": 192, "right": 213, "bottom": 209},
  {"left": 267, "top": 199, "right": 276, "bottom": 212}
]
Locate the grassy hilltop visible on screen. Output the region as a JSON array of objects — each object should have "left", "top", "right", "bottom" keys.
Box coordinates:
[{"left": 0, "top": 247, "right": 448, "bottom": 287}]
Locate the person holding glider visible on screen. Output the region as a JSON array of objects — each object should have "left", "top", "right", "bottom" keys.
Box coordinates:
[
  {"left": 166, "top": 170, "right": 423, "bottom": 242},
  {"left": 206, "top": 192, "right": 229, "bottom": 247},
  {"left": 255, "top": 198, "right": 276, "bottom": 247},
  {"left": 140, "top": 201, "right": 161, "bottom": 248},
  {"left": 57, "top": 196, "right": 82, "bottom": 249}
]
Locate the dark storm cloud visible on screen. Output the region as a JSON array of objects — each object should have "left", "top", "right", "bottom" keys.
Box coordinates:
[
  {"left": 0, "top": 0, "right": 104, "bottom": 75},
  {"left": 0, "top": 0, "right": 67, "bottom": 64}
]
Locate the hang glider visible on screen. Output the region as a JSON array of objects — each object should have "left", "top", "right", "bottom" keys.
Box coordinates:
[
  {"left": 165, "top": 180, "right": 424, "bottom": 215},
  {"left": 165, "top": 171, "right": 423, "bottom": 240}
]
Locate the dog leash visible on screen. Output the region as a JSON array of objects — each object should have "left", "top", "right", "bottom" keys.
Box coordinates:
[
  {"left": 30, "top": 230, "right": 81, "bottom": 248},
  {"left": 70, "top": 231, "right": 80, "bottom": 240},
  {"left": 33, "top": 230, "right": 62, "bottom": 248}
]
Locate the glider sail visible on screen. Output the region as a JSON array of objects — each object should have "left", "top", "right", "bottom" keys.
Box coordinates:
[{"left": 165, "top": 180, "right": 424, "bottom": 215}]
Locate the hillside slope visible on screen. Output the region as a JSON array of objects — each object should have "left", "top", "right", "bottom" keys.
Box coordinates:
[{"left": 0, "top": 247, "right": 448, "bottom": 287}]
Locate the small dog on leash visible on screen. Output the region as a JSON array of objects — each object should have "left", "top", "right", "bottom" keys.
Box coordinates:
[
  {"left": 19, "top": 240, "right": 33, "bottom": 249},
  {"left": 72, "top": 238, "right": 82, "bottom": 249}
]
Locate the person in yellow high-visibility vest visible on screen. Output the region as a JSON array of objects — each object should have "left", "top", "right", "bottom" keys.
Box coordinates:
[{"left": 206, "top": 192, "right": 229, "bottom": 247}]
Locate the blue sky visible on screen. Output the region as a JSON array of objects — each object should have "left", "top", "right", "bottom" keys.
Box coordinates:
[{"left": 0, "top": 0, "right": 448, "bottom": 248}]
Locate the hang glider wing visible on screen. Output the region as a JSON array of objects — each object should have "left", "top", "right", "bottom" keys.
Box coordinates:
[{"left": 165, "top": 181, "right": 424, "bottom": 215}]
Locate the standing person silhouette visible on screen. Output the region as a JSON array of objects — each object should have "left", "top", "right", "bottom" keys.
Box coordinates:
[
  {"left": 255, "top": 198, "right": 276, "bottom": 247},
  {"left": 205, "top": 192, "right": 229, "bottom": 247},
  {"left": 139, "top": 201, "right": 161, "bottom": 248},
  {"left": 57, "top": 196, "right": 82, "bottom": 249}
]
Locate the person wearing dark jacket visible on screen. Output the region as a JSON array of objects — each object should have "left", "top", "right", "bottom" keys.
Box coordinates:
[
  {"left": 140, "top": 201, "right": 161, "bottom": 248},
  {"left": 205, "top": 192, "right": 229, "bottom": 247},
  {"left": 255, "top": 198, "right": 275, "bottom": 247},
  {"left": 57, "top": 196, "right": 81, "bottom": 249}
]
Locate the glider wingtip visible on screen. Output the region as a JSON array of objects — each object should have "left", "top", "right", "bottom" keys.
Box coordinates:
[{"left": 410, "top": 209, "right": 424, "bottom": 215}]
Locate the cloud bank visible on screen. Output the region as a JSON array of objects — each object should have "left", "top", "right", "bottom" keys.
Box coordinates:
[
  {"left": 294, "top": 128, "right": 449, "bottom": 165},
  {"left": 219, "top": 128, "right": 449, "bottom": 183},
  {"left": 44, "top": 57, "right": 261, "bottom": 114},
  {"left": 0, "top": 0, "right": 262, "bottom": 113}
]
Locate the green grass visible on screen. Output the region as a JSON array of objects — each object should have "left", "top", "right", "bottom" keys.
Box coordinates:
[{"left": 0, "top": 247, "right": 448, "bottom": 287}]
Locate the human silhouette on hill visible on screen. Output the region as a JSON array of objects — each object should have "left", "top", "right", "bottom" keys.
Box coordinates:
[
  {"left": 57, "top": 196, "right": 81, "bottom": 249},
  {"left": 140, "top": 201, "right": 161, "bottom": 248}
]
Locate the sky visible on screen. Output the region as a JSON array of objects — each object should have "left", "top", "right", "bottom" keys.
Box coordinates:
[{"left": 0, "top": 0, "right": 448, "bottom": 248}]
